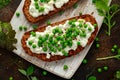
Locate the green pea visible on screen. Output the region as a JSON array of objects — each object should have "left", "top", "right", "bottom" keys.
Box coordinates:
[
  {"left": 47, "top": 20, "right": 51, "bottom": 25},
  {"left": 62, "top": 42, "right": 67, "bottom": 49},
  {"left": 9, "top": 77, "right": 13, "bottom": 80},
  {"left": 97, "top": 68, "right": 102, "bottom": 73},
  {"left": 113, "top": 45, "right": 118, "bottom": 49},
  {"left": 95, "top": 37, "right": 99, "bottom": 42},
  {"left": 43, "top": 42, "right": 47, "bottom": 46},
  {"left": 57, "top": 28, "right": 62, "bottom": 34},
  {"left": 23, "top": 26, "right": 27, "bottom": 31},
  {"left": 35, "top": 3, "right": 39, "bottom": 9},
  {"left": 62, "top": 50, "right": 68, "bottom": 56},
  {"left": 73, "top": 3, "right": 78, "bottom": 9},
  {"left": 53, "top": 49, "right": 57, "bottom": 53},
  {"left": 96, "top": 43, "right": 100, "bottom": 48},
  {"left": 54, "top": 39, "right": 58, "bottom": 44},
  {"left": 56, "top": 36, "right": 60, "bottom": 40},
  {"left": 77, "top": 42, "right": 81, "bottom": 46},
  {"left": 72, "top": 19, "right": 77, "bottom": 22},
  {"left": 48, "top": 43, "right": 52, "bottom": 48},
  {"left": 32, "top": 25, "right": 37, "bottom": 29},
  {"left": 42, "top": 71, "right": 47, "bottom": 76},
  {"left": 52, "top": 29, "right": 56, "bottom": 34},
  {"left": 68, "top": 20, "right": 73, "bottom": 25},
  {"left": 68, "top": 41, "right": 73, "bottom": 47},
  {"left": 51, "top": 40, "right": 55, "bottom": 45},
  {"left": 16, "top": 12, "right": 20, "bottom": 17},
  {"left": 76, "top": 29, "right": 80, "bottom": 34},
  {"left": 111, "top": 48, "right": 115, "bottom": 53},
  {"left": 79, "top": 23, "right": 83, "bottom": 28},
  {"left": 92, "top": 0, "right": 96, "bottom": 3},
  {"left": 58, "top": 47, "right": 62, "bottom": 51},
  {"left": 63, "top": 34, "right": 67, "bottom": 38},
  {"left": 71, "top": 23, "right": 76, "bottom": 27},
  {"left": 66, "top": 33, "right": 70, "bottom": 38},
  {"left": 63, "top": 65, "right": 68, "bottom": 70},
  {"left": 80, "top": 33, "right": 86, "bottom": 37},
  {"left": 45, "top": 34, "right": 49, "bottom": 39},
  {"left": 28, "top": 41, "right": 33, "bottom": 46},
  {"left": 88, "top": 27, "right": 92, "bottom": 31},
  {"left": 38, "top": 40, "right": 42, "bottom": 47},
  {"left": 84, "top": 24, "right": 88, "bottom": 28},
  {"left": 82, "top": 59, "right": 87, "bottom": 64},
  {"left": 93, "top": 24, "right": 97, "bottom": 27},
  {"left": 19, "top": 26, "right": 23, "bottom": 31},
  {"left": 39, "top": 7, "right": 45, "bottom": 12},
  {"left": 49, "top": 35, "right": 53, "bottom": 42},
  {"left": 50, "top": 47, "right": 55, "bottom": 52},
  {"left": 55, "top": 44, "right": 59, "bottom": 47},
  {"left": 30, "top": 31, "right": 36, "bottom": 36},
  {"left": 81, "top": 29, "right": 86, "bottom": 33},
  {"left": 42, "top": 37, "right": 46, "bottom": 42},
  {"left": 73, "top": 32, "right": 78, "bottom": 37},
  {"left": 32, "top": 44, "right": 36, "bottom": 48},
  {"left": 43, "top": 47, "right": 47, "bottom": 52},
  {"left": 87, "top": 76, "right": 97, "bottom": 80},
  {"left": 103, "top": 66, "right": 108, "bottom": 71}
]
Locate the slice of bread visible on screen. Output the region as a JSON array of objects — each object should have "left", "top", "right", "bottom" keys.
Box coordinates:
[
  {"left": 23, "top": 0, "right": 79, "bottom": 23},
  {"left": 21, "top": 14, "right": 98, "bottom": 62}
]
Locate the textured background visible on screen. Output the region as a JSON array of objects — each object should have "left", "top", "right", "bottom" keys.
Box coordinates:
[{"left": 0, "top": 0, "right": 120, "bottom": 80}]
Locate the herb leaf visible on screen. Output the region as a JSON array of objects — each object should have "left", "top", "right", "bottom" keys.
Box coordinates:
[
  {"left": 93, "top": 0, "right": 120, "bottom": 36},
  {"left": 96, "top": 47, "right": 120, "bottom": 61},
  {"left": 31, "top": 76, "right": 38, "bottom": 80},
  {"left": 0, "top": 21, "right": 17, "bottom": 51},
  {"left": 18, "top": 69, "right": 27, "bottom": 76},
  {"left": 94, "top": 0, "right": 109, "bottom": 12},
  {"left": 27, "top": 66, "right": 34, "bottom": 76},
  {"left": 18, "top": 66, "right": 39, "bottom": 80}
]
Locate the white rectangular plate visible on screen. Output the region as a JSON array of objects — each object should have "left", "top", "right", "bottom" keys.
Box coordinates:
[{"left": 10, "top": 0, "right": 112, "bottom": 79}]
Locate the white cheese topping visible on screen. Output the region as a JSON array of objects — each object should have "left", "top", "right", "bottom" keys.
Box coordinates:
[
  {"left": 26, "top": 19, "right": 95, "bottom": 58},
  {"left": 29, "top": 0, "right": 69, "bottom": 17}
]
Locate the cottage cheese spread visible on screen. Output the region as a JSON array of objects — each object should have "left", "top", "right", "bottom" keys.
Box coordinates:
[{"left": 29, "top": 0, "right": 69, "bottom": 17}]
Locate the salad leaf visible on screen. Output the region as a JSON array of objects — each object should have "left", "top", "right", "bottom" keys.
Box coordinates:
[{"left": 0, "top": 21, "right": 17, "bottom": 51}]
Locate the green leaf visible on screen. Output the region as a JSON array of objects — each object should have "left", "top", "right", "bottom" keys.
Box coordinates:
[
  {"left": 103, "top": 19, "right": 108, "bottom": 25},
  {"left": 110, "top": 4, "right": 120, "bottom": 12},
  {"left": 94, "top": 0, "right": 109, "bottom": 12},
  {"left": 97, "top": 9, "right": 106, "bottom": 16},
  {"left": 27, "top": 66, "right": 34, "bottom": 76},
  {"left": 18, "top": 69, "right": 27, "bottom": 76},
  {"left": 31, "top": 76, "right": 38, "bottom": 80},
  {"left": 111, "top": 21, "right": 116, "bottom": 28},
  {"left": 0, "top": 21, "right": 17, "bottom": 51}
]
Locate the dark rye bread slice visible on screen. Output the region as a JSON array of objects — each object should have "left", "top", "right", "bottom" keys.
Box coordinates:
[
  {"left": 21, "top": 14, "right": 98, "bottom": 62},
  {"left": 23, "top": 0, "right": 79, "bottom": 23}
]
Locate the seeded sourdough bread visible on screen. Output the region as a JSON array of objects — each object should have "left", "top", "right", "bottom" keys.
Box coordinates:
[
  {"left": 21, "top": 14, "right": 98, "bottom": 62},
  {"left": 23, "top": 0, "right": 79, "bottom": 23}
]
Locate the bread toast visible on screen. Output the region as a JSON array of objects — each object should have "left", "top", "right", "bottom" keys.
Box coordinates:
[
  {"left": 21, "top": 14, "right": 98, "bottom": 62},
  {"left": 23, "top": 0, "right": 79, "bottom": 23}
]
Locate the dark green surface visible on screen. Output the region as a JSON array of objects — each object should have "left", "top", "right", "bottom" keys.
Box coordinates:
[{"left": 0, "top": 0, "right": 120, "bottom": 80}]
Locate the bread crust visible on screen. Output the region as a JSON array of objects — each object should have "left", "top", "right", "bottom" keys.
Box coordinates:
[
  {"left": 23, "top": 0, "right": 79, "bottom": 23},
  {"left": 21, "top": 14, "right": 98, "bottom": 62}
]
